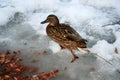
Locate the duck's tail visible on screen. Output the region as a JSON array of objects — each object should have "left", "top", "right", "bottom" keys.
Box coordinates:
[{"left": 78, "top": 48, "right": 90, "bottom": 54}]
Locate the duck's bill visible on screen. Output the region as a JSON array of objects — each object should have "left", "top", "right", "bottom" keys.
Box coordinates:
[{"left": 41, "top": 20, "right": 47, "bottom": 24}]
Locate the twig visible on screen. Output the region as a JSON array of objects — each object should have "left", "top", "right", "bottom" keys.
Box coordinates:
[{"left": 93, "top": 53, "right": 113, "bottom": 65}]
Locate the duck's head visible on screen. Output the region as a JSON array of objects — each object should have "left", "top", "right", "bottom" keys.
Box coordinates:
[{"left": 41, "top": 14, "right": 59, "bottom": 26}]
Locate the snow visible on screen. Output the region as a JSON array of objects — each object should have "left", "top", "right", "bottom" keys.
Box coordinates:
[{"left": 0, "top": 0, "right": 120, "bottom": 80}]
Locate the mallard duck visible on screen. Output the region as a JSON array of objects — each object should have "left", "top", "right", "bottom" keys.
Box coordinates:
[{"left": 41, "top": 14, "right": 90, "bottom": 62}]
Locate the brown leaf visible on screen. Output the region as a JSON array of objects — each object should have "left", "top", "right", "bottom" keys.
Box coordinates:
[
  {"left": 0, "top": 51, "right": 59, "bottom": 80},
  {"left": 43, "top": 51, "right": 47, "bottom": 55},
  {"left": 115, "top": 47, "right": 118, "bottom": 54},
  {"left": 4, "top": 75, "right": 11, "bottom": 80},
  {"left": 5, "top": 58, "right": 11, "bottom": 63},
  {"left": 36, "top": 52, "right": 41, "bottom": 57},
  {"left": 64, "top": 67, "right": 67, "bottom": 71},
  {"left": 32, "top": 59, "right": 37, "bottom": 63},
  {"left": 29, "top": 67, "right": 39, "bottom": 73},
  {"left": 89, "top": 67, "right": 96, "bottom": 72},
  {"left": 6, "top": 50, "right": 11, "bottom": 55},
  {"left": 0, "top": 54, "right": 5, "bottom": 63}
]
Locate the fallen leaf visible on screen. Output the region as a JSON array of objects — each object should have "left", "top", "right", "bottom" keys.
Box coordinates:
[
  {"left": 115, "top": 47, "right": 118, "bottom": 54},
  {"left": 36, "top": 52, "right": 41, "bottom": 57}
]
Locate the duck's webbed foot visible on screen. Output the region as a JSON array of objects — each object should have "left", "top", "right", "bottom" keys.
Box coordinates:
[
  {"left": 69, "top": 49, "right": 79, "bottom": 63},
  {"left": 71, "top": 56, "right": 79, "bottom": 63}
]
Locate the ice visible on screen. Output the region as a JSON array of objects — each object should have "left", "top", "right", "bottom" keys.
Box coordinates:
[
  {"left": 0, "top": 7, "right": 15, "bottom": 25},
  {"left": 49, "top": 41, "right": 61, "bottom": 53},
  {"left": 90, "top": 40, "right": 114, "bottom": 60},
  {"left": 0, "top": 0, "right": 120, "bottom": 80}
]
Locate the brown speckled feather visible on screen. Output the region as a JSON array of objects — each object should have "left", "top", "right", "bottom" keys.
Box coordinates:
[{"left": 46, "top": 23, "right": 87, "bottom": 49}]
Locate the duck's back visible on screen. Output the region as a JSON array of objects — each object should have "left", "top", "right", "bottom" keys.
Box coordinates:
[{"left": 46, "top": 24, "right": 87, "bottom": 49}]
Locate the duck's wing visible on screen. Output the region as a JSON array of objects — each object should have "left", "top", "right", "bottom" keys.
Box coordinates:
[
  {"left": 60, "top": 24, "right": 86, "bottom": 42},
  {"left": 66, "top": 35, "right": 87, "bottom": 42}
]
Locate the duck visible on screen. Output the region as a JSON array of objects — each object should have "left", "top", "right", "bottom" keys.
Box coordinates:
[{"left": 41, "top": 14, "right": 90, "bottom": 62}]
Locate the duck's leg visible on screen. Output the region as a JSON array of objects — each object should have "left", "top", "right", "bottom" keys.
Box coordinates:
[
  {"left": 69, "top": 49, "right": 79, "bottom": 63},
  {"left": 59, "top": 45, "right": 66, "bottom": 50}
]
